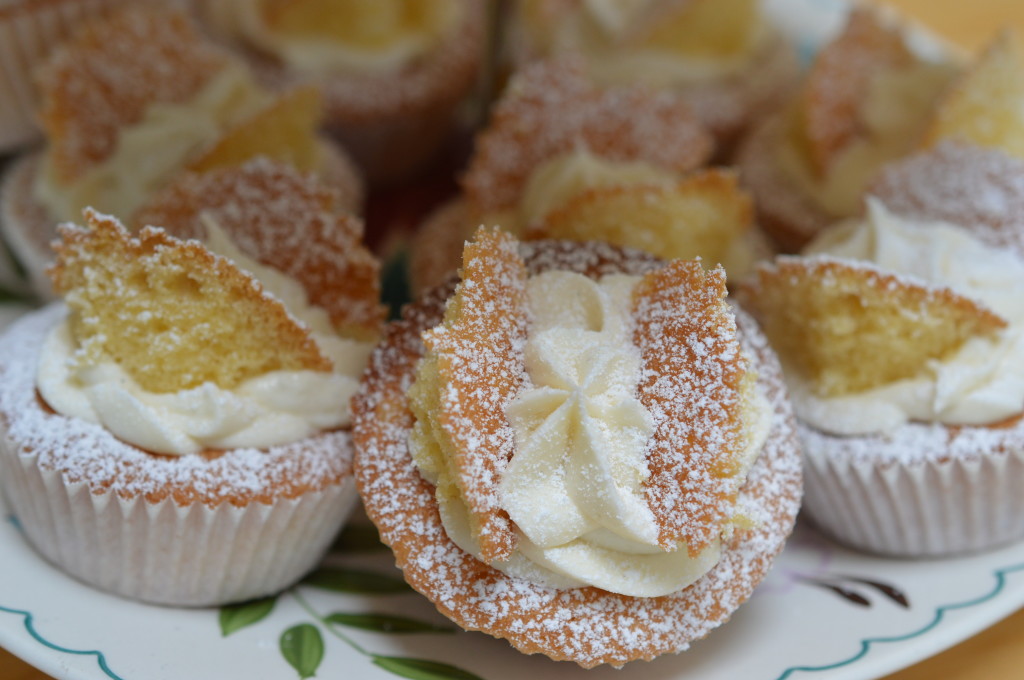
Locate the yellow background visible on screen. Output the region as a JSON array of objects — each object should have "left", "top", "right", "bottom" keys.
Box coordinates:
[{"left": 3, "top": 0, "right": 1024, "bottom": 678}]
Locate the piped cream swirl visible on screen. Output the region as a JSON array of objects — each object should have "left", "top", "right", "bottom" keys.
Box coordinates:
[
  {"left": 500, "top": 271, "right": 720, "bottom": 596},
  {"left": 37, "top": 220, "right": 373, "bottom": 455},
  {"left": 410, "top": 269, "right": 769, "bottom": 596},
  {"left": 795, "top": 200, "right": 1024, "bottom": 434}
]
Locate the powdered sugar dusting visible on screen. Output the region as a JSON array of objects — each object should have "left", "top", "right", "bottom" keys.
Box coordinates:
[
  {"left": 134, "top": 157, "right": 384, "bottom": 337},
  {"left": 352, "top": 241, "right": 801, "bottom": 667},
  {"left": 633, "top": 262, "right": 747, "bottom": 555},
  {"left": 422, "top": 228, "right": 528, "bottom": 563},
  {"left": 37, "top": 7, "right": 231, "bottom": 183},
  {"left": 870, "top": 141, "right": 1024, "bottom": 261},
  {"left": 463, "top": 57, "right": 713, "bottom": 214},
  {"left": 0, "top": 306, "right": 353, "bottom": 507},
  {"left": 520, "top": 238, "right": 662, "bottom": 279},
  {"left": 800, "top": 414, "right": 1024, "bottom": 467}
]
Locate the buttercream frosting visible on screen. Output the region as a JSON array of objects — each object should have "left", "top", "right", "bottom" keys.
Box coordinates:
[
  {"left": 537, "top": 0, "right": 767, "bottom": 88},
  {"left": 409, "top": 269, "right": 769, "bottom": 596},
  {"left": 795, "top": 200, "right": 1024, "bottom": 434},
  {"left": 202, "top": 0, "right": 460, "bottom": 76},
  {"left": 35, "top": 61, "right": 271, "bottom": 224},
  {"left": 37, "top": 220, "right": 373, "bottom": 456}
]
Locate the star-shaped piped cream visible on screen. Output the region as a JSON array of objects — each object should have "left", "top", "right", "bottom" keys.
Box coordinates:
[{"left": 501, "top": 271, "right": 657, "bottom": 550}]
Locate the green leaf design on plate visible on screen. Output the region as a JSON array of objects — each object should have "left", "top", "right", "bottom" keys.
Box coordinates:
[
  {"left": 302, "top": 567, "right": 411, "bottom": 594},
  {"left": 280, "top": 623, "right": 324, "bottom": 679},
  {"left": 324, "top": 612, "right": 454, "bottom": 634},
  {"left": 372, "top": 655, "right": 485, "bottom": 680},
  {"left": 330, "top": 522, "right": 387, "bottom": 553},
  {"left": 218, "top": 596, "right": 276, "bottom": 636}
]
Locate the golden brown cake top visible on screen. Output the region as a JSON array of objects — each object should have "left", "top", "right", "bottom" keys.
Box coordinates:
[
  {"left": 38, "top": 7, "right": 231, "bottom": 184},
  {"left": 421, "top": 227, "right": 529, "bottom": 563},
  {"left": 463, "top": 57, "right": 713, "bottom": 215},
  {"left": 49, "top": 209, "right": 331, "bottom": 394},
  {"left": 133, "top": 157, "right": 385, "bottom": 340},
  {"left": 797, "top": 8, "right": 914, "bottom": 176},
  {"left": 633, "top": 260, "right": 747, "bottom": 555}
]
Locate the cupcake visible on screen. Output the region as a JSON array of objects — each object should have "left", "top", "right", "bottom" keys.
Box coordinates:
[
  {"left": 0, "top": 6, "right": 362, "bottom": 298},
  {"left": 737, "top": 8, "right": 959, "bottom": 252},
  {"left": 868, "top": 32, "right": 1024, "bottom": 261},
  {"left": 740, "top": 199, "right": 1024, "bottom": 556},
  {"left": 0, "top": 203, "right": 383, "bottom": 605},
  {"left": 409, "top": 57, "right": 764, "bottom": 295},
  {"left": 505, "top": 0, "right": 801, "bottom": 150},
  {"left": 354, "top": 228, "right": 802, "bottom": 666},
  {"left": 0, "top": 0, "right": 155, "bottom": 152},
  {"left": 195, "top": 0, "right": 486, "bottom": 184}
]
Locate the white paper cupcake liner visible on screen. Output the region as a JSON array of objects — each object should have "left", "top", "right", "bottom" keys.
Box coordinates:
[
  {"left": 802, "top": 429, "right": 1024, "bottom": 556},
  {"left": 0, "top": 442, "right": 358, "bottom": 606}
]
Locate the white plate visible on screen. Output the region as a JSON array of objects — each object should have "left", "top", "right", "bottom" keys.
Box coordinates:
[
  {"left": 0, "top": 1, "right": 1000, "bottom": 679},
  {"left": 3, "top": 508, "right": 1024, "bottom": 680}
]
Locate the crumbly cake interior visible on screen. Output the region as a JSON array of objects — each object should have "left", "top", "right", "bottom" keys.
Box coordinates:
[
  {"left": 740, "top": 256, "right": 1007, "bottom": 396},
  {"left": 38, "top": 7, "right": 229, "bottom": 184},
  {"left": 187, "top": 86, "right": 324, "bottom": 175},
  {"left": 531, "top": 168, "right": 753, "bottom": 267},
  {"left": 134, "top": 157, "right": 384, "bottom": 340},
  {"left": 49, "top": 210, "right": 330, "bottom": 394},
  {"left": 262, "top": 0, "right": 452, "bottom": 45},
  {"left": 924, "top": 32, "right": 1024, "bottom": 158}
]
